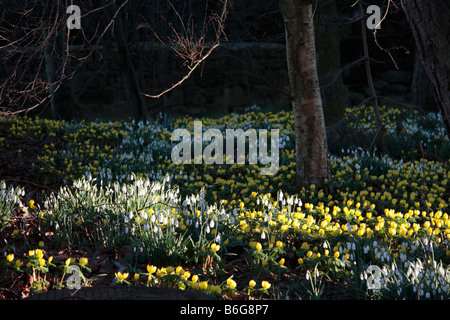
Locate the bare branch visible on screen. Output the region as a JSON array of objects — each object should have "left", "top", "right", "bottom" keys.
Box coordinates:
[{"left": 141, "top": 0, "right": 228, "bottom": 99}]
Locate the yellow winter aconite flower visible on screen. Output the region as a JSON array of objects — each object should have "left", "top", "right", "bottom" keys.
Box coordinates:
[
  {"left": 147, "top": 265, "right": 157, "bottom": 274},
  {"left": 261, "top": 281, "right": 271, "bottom": 290},
  {"left": 191, "top": 274, "right": 199, "bottom": 283},
  {"left": 227, "top": 278, "right": 237, "bottom": 289},
  {"left": 279, "top": 258, "right": 285, "bottom": 266},
  {"left": 255, "top": 242, "right": 262, "bottom": 251},
  {"left": 6, "top": 254, "right": 14, "bottom": 262},
  {"left": 36, "top": 249, "right": 44, "bottom": 260},
  {"left": 210, "top": 243, "right": 220, "bottom": 252},
  {"left": 199, "top": 281, "right": 208, "bottom": 290},
  {"left": 249, "top": 280, "right": 256, "bottom": 288},
  {"left": 29, "top": 200, "right": 36, "bottom": 210},
  {"left": 191, "top": 282, "right": 200, "bottom": 290},
  {"left": 115, "top": 272, "right": 129, "bottom": 281},
  {"left": 300, "top": 242, "right": 310, "bottom": 250},
  {"left": 176, "top": 266, "right": 185, "bottom": 276},
  {"left": 79, "top": 257, "right": 88, "bottom": 266},
  {"left": 156, "top": 268, "right": 167, "bottom": 277},
  {"left": 166, "top": 266, "right": 174, "bottom": 274},
  {"left": 210, "top": 285, "right": 222, "bottom": 294}
]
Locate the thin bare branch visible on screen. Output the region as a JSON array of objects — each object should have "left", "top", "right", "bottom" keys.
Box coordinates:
[{"left": 141, "top": 0, "right": 228, "bottom": 99}]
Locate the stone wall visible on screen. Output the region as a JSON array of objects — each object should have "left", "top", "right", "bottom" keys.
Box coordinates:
[
  {"left": 52, "top": 42, "right": 290, "bottom": 120},
  {"left": 45, "top": 41, "right": 415, "bottom": 121}
]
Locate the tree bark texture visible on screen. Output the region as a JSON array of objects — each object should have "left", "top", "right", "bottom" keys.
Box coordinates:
[
  {"left": 402, "top": 0, "right": 450, "bottom": 139},
  {"left": 279, "top": 0, "right": 330, "bottom": 189}
]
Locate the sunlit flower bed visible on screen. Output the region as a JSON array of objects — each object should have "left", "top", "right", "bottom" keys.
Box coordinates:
[{"left": 0, "top": 105, "right": 449, "bottom": 300}]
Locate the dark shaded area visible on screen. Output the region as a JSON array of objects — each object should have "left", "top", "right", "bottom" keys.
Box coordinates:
[{"left": 0, "top": 0, "right": 435, "bottom": 123}]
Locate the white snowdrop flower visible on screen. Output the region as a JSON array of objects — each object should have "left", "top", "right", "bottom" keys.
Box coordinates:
[
  {"left": 195, "top": 221, "right": 199, "bottom": 229},
  {"left": 150, "top": 215, "right": 156, "bottom": 223},
  {"left": 425, "top": 292, "right": 430, "bottom": 299},
  {"left": 405, "top": 265, "right": 412, "bottom": 277},
  {"left": 347, "top": 242, "right": 352, "bottom": 250},
  {"left": 323, "top": 242, "right": 328, "bottom": 249},
  {"left": 287, "top": 197, "right": 293, "bottom": 206},
  {"left": 125, "top": 227, "right": 129, "bottom": 234},
  {"left": 210, "top": 220, "right": 215, "bottom": 228},
  {"left": 306, "top": 272, "right": 310, "bottom": 281},
  {"left": 373, "top": 241, "right": 378, "bottom": 247},
  {"left": 124, "top": 216, "right": 130, "bottom": 223},
  {"left": 144, "top": 224, "right": 148, "bottom": 231},
  {"left": 352, "top": 243, "right": 356, "bottom": 251}
]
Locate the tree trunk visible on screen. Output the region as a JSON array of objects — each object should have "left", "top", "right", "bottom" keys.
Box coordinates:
[
  {"left": 401, "top": 0, "right": 450, "bottom": 139},
  {"left": 279, "top": 0, "right": 330, "bottom": 189}
]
